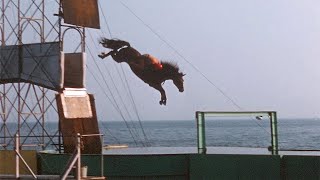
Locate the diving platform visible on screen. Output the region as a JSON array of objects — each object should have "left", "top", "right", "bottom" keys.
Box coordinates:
[{"left": 56, "top": 89, "right": 102, "bottom": 154}]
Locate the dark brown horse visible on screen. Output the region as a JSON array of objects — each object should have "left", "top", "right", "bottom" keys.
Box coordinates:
[{"left": 98, "top": 38, "right": 185, "bottom": 105}]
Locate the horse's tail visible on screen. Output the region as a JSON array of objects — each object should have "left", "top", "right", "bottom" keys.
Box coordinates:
[{"left": 99, "top": 37, "right": 130, "bottom": 50}]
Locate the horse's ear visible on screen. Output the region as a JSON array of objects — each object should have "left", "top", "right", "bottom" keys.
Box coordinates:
[
  {"left": 99, "top": 37, "right": 104, "bottom": 44},
  {"left": 179, "top": 72, "right": 186, "bottom": 76},
  {"left": 99, "top": 37, "right": 108, "bottom": 44}
]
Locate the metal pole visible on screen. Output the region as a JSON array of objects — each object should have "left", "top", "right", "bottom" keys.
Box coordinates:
[
  {"left": 41, "top": 0, "right": 45, "bottom": 43},
  {"left": 2, "top": 85, "right": 6, "bottom": 149},
  {"left": 41, "top": 0, "right": 45, "bottom": 149},
  {"left": 196, "top": 111, "right": 206, "bottom": 154},
  {"left": 60, "top": 148, "right": 79, "bottom": 180},
  {"left": 41, "top": 87, "right": 45, "bottom": 150},
  {"left": 15, "top": 150, "right": 37, "bottom": 178},
  {"left": 58, "top": 0, "right": 63, "bottom": 51},
  {"left": 0, "top": 0, "right": 5, "bottom": 144},
  {"left": 76, "top": 133, "right": 81, "bottom": 180},
  {"left": 15, "top": 134, "right": 20, "bottom": 179},
  {"left": 82, "top": 27, "right": 86, "bottom": 52},
  {"left": 58, "top": 0, "right": 63, "bottom": 153},
  {"left": 1, "top": 0, "right": 4, "bottom": 46},
  {"left": 101, "top": 135, "right": 104, "bottom": 177},
  {"left": 269, "top": 112, "right": 279, "bottom": 155}
]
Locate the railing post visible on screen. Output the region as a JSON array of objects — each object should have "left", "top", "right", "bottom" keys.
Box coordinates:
[
  {"left": 101, "top": 135, "right": 104, "bottom": 177},
  {"left": 76, "top": 133, "right": 81, "bottom": 180},
  {"left": 269, "top": 112, "right": 279, "bottom": 155},
  {"left": 196, "top": 111, "right": 206, "bottom": 154},
  {"left": 15, "top": 134, "right": 19, "bottom": 179}
]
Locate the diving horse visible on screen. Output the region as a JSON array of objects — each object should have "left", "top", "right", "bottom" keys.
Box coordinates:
[{"left": 98, "top": 38, "right": 185, "bottom": 105}]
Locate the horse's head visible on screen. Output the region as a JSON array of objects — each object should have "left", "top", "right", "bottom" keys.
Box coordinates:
[
  {"left": 173, "top": 72, "right": 185, "bottom": 92},
  {"left": 160, "top": 61, "right": 185, "bottom": 93},
  {"left": 99, "top": 38, "right": 130, "bottom": 50}
]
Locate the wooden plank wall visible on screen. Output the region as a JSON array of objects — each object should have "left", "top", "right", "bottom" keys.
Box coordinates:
[
  {"left": 56, "top": 93, "right": 101, "bottom": 154},
  {"left": 0, "top": 150, "right": 37, "bottom": 174}
]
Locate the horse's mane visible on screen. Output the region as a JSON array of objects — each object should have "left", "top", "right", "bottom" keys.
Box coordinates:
[
  {"left": 161, "top": 61, "right": 181, "bottom": 74},
  {"left": 99, "top": 38, "right": 131, "bottom": 50}
]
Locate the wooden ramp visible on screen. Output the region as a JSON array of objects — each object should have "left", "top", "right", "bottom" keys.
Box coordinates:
[{"left": 56, "top": 89, "right": 101, "bottom": 154}]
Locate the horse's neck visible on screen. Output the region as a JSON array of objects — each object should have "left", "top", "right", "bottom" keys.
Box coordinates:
[
  {"left": 161, "top": 67, "right": 177, "bottom": 79},
  {"left": 123, "top": 47, "right": 141, "bottom": 58}
]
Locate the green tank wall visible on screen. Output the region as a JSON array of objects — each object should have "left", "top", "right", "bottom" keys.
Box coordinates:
[
  {"left": 104, "top": 155, "right": 188, "bottom": 180},
  {"left": 37, "top": 153, "right": 285, "bottom": 180},
  {"left": 281, "top": 155, "right": 320, "bottom": 180},
  {"left": 38, "top": 153, "right": 187, "bottom": 179},
  {"left": 37, "top": 153, "right": 70, "bottom": 175},
  {"left": 190, "top": 154, "right": 281, "bottom": 180}
]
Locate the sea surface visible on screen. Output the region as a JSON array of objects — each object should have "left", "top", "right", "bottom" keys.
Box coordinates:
[
  {"left": 101, "top": 118, "right": 320, "bottom": 150},
  {"left": 2, "top": 118, "right": 320, "bottom": 152}
]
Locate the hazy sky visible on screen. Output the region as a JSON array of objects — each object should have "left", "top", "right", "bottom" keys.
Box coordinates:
[{"left": 86, "top": 0, "right": 320, "bottom": 121}]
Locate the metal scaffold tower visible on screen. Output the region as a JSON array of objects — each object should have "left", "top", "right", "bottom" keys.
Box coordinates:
[
  {"left": 0, "top": 0, "right": 60, "bottom": 151},
  {"left": 0, "top": 0, "right": 101, "bottom": 152}
]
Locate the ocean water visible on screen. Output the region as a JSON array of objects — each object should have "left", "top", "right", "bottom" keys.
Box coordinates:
[
  {"left": 101, "top": 118, "right": 320, "bottom": 150},
  {"left": 2, "top": 118, "right": 320, "bottom": 151}
]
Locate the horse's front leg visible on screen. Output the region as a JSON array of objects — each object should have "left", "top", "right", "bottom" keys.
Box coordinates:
[
  {"left": 98, "top": 51, "right": 114, "bottom": 59},
  {"left": 151, "top": 84, "right": 167, "bottom": 105},
  {"left": 110, "top": 52, "right": 126, "bottom": 63}
]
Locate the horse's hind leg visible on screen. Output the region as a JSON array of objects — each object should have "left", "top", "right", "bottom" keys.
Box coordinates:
[{"left": 152, "top": 84, "right": 167, "bottom": 105}]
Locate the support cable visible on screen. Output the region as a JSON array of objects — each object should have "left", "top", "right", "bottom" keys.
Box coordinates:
[
  {"left": 97, "top": 2, "right": 151, "bottom": 146},
  {"left": 85, "top": 44, "right": 141, "bottom": 146},
  {"left": 87, "top": 31, "right": 135, "bottom": 122},
  {"left": 87, "top": 31, "right": 142, "bottom": 145},
  {"left": 120, "top": 68, "right": 150, "bottom": 146},
  {"left": 120, "top": 1, "right": 241, "bottom": 110},
  {"left": 86, "top": 64, "right": 139, "bottom": 146},
  {"left": 119, "top": 1, "right": 271, "bottom": 137}
]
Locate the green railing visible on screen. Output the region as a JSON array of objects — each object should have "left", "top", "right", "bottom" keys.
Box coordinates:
[{"left": 196, "top": 111, "right": 279, "bottom": 155}]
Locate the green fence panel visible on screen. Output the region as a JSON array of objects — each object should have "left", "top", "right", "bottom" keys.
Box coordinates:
[
  {"left": 37, "top": 153, "right": 102, "bottom": 176},
  {"left": 190, "top": 154, "right": 281, "bottom": 180},
  {"left": 104, "top": 154, "right": 188, "bottom": 177},
  {"left": 105, "top": 176, "right": 186, "bottom": 180},
  {"left": 82, "top": 154, "right": 103, "bottom": 176},
  {"left": 38, "top": 152, "right": 285, "bottom": 180},
  {"left": 37, "top": 153, "right": 70, "bottom": 175},
  {"left": 282, "top": 155, "right": 320, "bottom": 180},
  {"left": 38, "top": 153, "right": 189, "bottom": 179}
]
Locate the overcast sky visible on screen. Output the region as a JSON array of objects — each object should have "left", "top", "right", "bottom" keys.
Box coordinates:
[{"left": 86, "top": 0, "right": 320, "bottom": 121}]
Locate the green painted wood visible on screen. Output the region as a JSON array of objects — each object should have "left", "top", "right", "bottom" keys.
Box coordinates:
[
  {"left": 37, "top": 153, "right": 70, "bottom": 175},
  {"left": 82, "top": 155, "right": 103, "bottom": 176},
  {"left": 104, "top": 155, "right": 188, "bottom": 177},
  {"left": 38, "top": 153, "right": 283, "bottom": 180},
  {"left": 282, "top": 155, "right": 320, "bottom": 180},
  {"left": 37, "top": 153, "right": 102, "bottom": 176},
  {"left": 189, "top": 154, "right": 281, "bottom": 180},
  {"left": 105, "top": 176, "right": 186, "bottom": 180},
  {"left": 38, "top": 153, "right": 189, "bottom": 178}
]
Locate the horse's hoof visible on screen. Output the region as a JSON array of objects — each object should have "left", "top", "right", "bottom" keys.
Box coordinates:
[
  {"left": 159, "top": 100, "right": 166, "bottom": 105},
  {"left": 98, "top": 54, "right": 104, "bottom": 59}
]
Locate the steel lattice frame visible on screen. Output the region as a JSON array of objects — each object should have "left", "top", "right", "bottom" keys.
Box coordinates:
[{"left": 0, "top": 0, "right": 62, "bottom": 151}]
